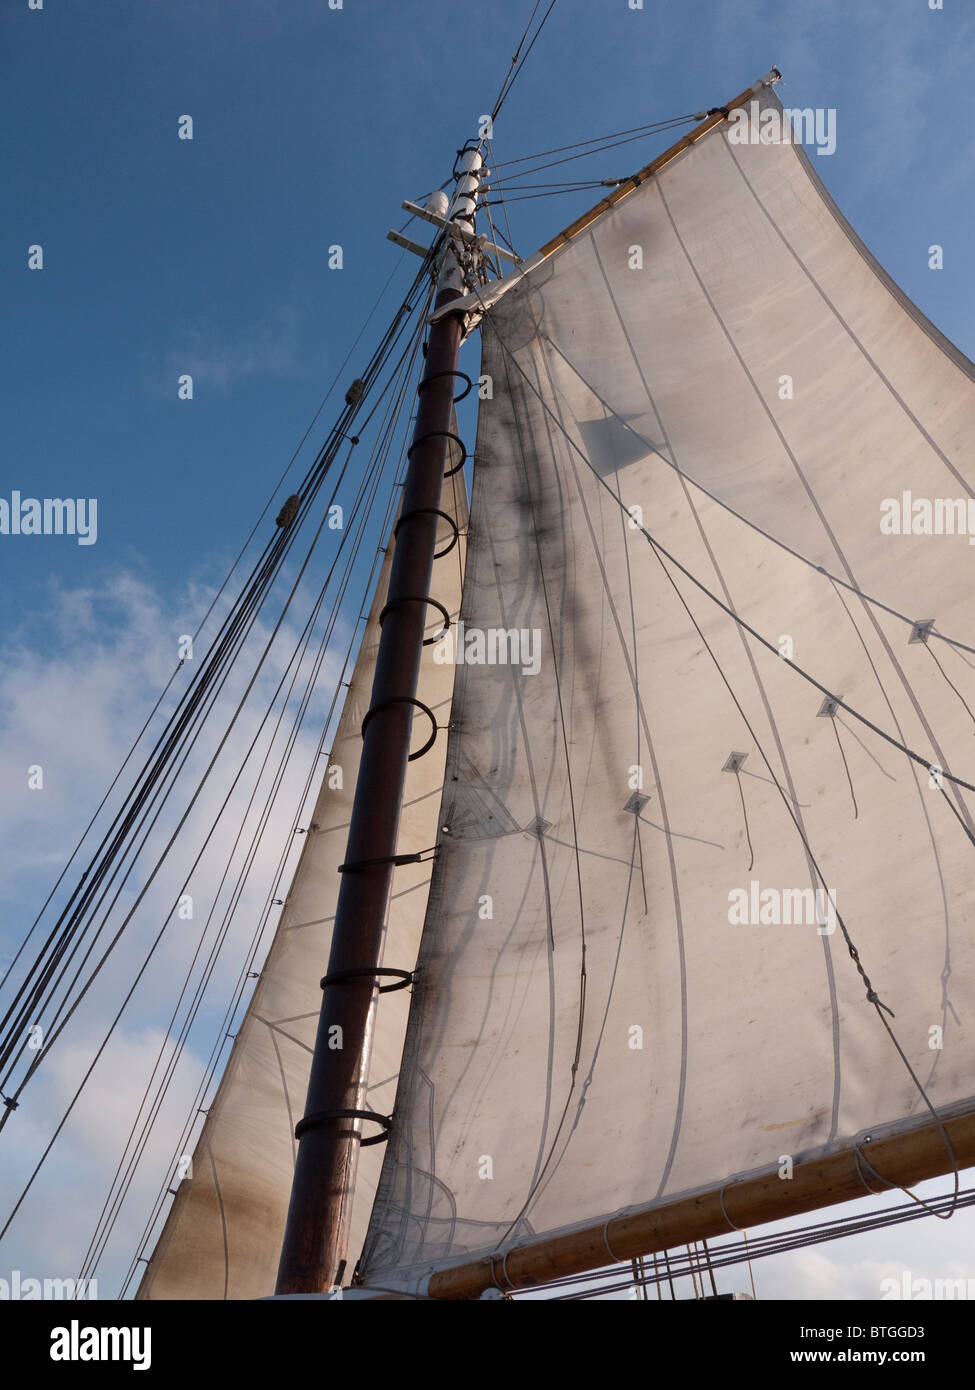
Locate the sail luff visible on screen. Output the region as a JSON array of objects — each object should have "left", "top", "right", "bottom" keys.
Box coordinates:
[{"left": 425, "top": 1109, "right": 975, "bottom": 1298}]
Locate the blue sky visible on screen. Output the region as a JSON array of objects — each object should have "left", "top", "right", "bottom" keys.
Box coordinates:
[
  {"left": 3, "top": 0, "right": 975, "bottom": 1301},
  {"left": 5, "top": 0, "right": 975, "bottom": 607}
]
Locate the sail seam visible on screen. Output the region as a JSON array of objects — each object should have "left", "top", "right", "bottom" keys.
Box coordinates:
[
  {"left": 719, "top": 133, "right": 975, "bottom": 495},
  {"left": 584, "top": 235, "right": 844, "bottom": 1143},
  {"left": 653, "top": 174, "right": 975, "bottom": 838},
  {"left": 485, "top": 317, "right": 975, "bottom": 795},
  {"left": 533, "top": 330, "right": 975, "bottom": 658},
  {"left": 523, "top": 336, "right": 689, "bottom": 1201},
  {"left": 488, "top": 347, "right": 591, "bottom": 1244},
  {"left": 481, "top": 314, "right": 972, "bottom": 1196}
]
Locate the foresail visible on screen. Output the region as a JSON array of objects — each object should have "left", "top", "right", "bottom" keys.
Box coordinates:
[
  {"left": 136, "top": 464, "right": 467, "bottom": 1299},
  {"left": 360, "top": 88, "right": 975, "bottom": 1286}
]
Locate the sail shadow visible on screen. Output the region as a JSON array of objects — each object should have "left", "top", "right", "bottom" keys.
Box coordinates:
[{"left": 576, "top": 413, "right": 661, "bottom": 479}]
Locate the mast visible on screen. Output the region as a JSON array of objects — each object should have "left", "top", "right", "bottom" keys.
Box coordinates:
[{"left": 275, "top": 144, "right": 483, "bottom": 1295}]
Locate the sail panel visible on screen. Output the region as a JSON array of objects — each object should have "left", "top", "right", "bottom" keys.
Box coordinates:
[
  {"left": 360, "top": 91, "right": 975, "bottom": 1285},
  {"left": 136, "top": 466, "right": 468, "bottom": 1299}
]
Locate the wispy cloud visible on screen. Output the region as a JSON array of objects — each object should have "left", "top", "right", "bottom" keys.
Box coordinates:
[
  {"left": 155, "top": 304, "right": 303, "bottom": 394},
  {"left": 747, "top": 0, "right": 975, "bottom": 181},
  {"left": 0, "top": 558, "right": 347, "bottom": 1291}
]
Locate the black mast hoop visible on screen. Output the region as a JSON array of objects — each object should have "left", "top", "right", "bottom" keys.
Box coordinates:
[
  {"left": 294, "top": 1109, "right": 391, "bottom": 1148},
  {"left": 416, "top": 369, "right": 473, "bottom": 402},
  {"left": 378, "top": 594, "right": 451, "bottom": 644},
  {"left": 393, "top": 507, "right": 460, "bottom": 557},
  {"left": 407, "top": 429, "right": 468, "bottom": 477},
  {"left": 320, "top": 967, "right": 414, "bottom": 995},
  {"left": 360, "top": 695, "right": 438, "bottom": 760}
]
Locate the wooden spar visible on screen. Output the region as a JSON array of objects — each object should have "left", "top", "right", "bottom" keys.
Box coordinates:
[
  {"left": 536, "top": 69, "right": 781, "bottom": 257},
  {"left": 444, "top": 69, "right": 781, "bottom": 325},
  {"left": 274, "top": 147, "right": 482, "bottom": 1295},
  {"left": 425, "top": 1109, "right": 975, "bottom": 1299}
]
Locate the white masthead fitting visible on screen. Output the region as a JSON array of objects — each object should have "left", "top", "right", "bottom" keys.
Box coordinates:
[{"left": 426, "top": 191, "right": 450, "bottom": 218}]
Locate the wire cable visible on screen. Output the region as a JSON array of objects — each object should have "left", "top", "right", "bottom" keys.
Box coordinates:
[
  {"left": 489, "top": 115, "right": 700, "bottom": 171},
  {"left": 0, "top": 254, "right": 438, "bottom": 1123},
  {"left": 490, "top": 1, "right": 547, "bottom": 121},
  {"left": 538, "top": 331, "right": 975, "bottom": 662},
  {"left": 479, "top": 306, "right": 964, "bottom": 1219},
  {"left": 483, "top": 316, "right": 975, "bottom": 796},
  {"left": 510, "top": 1181, "right": 975, "bottom": 1300},
  {"left": 0, "top": 253, "right": 415, "bottom": 1008},
  {"left": 82, "top": 306, "right": 430, "bottom": 1290}
]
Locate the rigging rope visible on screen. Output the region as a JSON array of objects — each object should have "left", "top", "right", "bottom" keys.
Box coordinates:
[
  {"left": 732, "top": 766, "right": 754, "bottom": 872},
  {"left": 489, "top": 115, "right": 700, "bottom": 171},
  {"left": 926, "top": 643, "right": 975, "bottom": 729},
  {"left": 489, "top": 0, "right": 558, "bottom": 123},
  {"left": 0, "top": 264, "right": 439, "bottom": 1255},
  {"left": 488, "top": 119, "right": 698, "bottom": 187},
  {"left": 0, "top": 253, "right": 415, "bottom": 1008},
  {"left": 830, "top": 716, "right": 859, "bottom": 821},
  {"left": 483, "top": 317, "right": 975, "bottom": 797},
  {"left": 0, "top": 253, "right": 438, "bottom": 1124},
  {"left": 479, "top": 306, "right": 964, "bottom": 1225},
  {"left": 85, "top": 304, "right": 431, "bottom": 1291}
]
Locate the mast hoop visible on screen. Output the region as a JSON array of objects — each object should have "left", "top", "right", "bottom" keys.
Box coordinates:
[
  {"left": 393, "top": 507, "right": 461, "bottom": 558},
  {"left": 294, "top": 1108, "right": 392, "bottom": 1148},
  {"left": 406, "top": 429, "right": 468, "bottom": 477},
  {"left": 416, "top": 368, "right": 473, "bottom": 402},
  {"left": 320, "top": 967, "right": 414, "bottom": 995},
  {"left": 360, "top": 695, "right": 438, "bottom": 761},
  {"left": 378, "top": 594, "right": 451, "bottom": 644}
]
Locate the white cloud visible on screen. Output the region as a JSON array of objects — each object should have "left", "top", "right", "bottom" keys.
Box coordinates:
[
  {"left": 0, "top": 557, "right": 351, "bottom": 1291},
  {"left": 157, "top": 305, "right": 303, "bottom": 394}
]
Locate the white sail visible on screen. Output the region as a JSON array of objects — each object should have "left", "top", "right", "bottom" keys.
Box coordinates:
[
  {"left": 360, "top": 88, "right": 975, "bottom": 1286},
  {"left": 137, "top": 465, "right": 467, "bottom": 1299}
]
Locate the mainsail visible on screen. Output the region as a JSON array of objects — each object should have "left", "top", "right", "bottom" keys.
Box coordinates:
[
  {"left": 358, "top": 86, "right": 975, "bottom": 1290},
  {"left": 136, "top": 465, "right": 467, "bottom": 1299}
]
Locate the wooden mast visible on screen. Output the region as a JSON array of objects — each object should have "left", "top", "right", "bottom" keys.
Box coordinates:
[{"left": 275, "top": 146, "right": 483, "bottom": 1295}]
